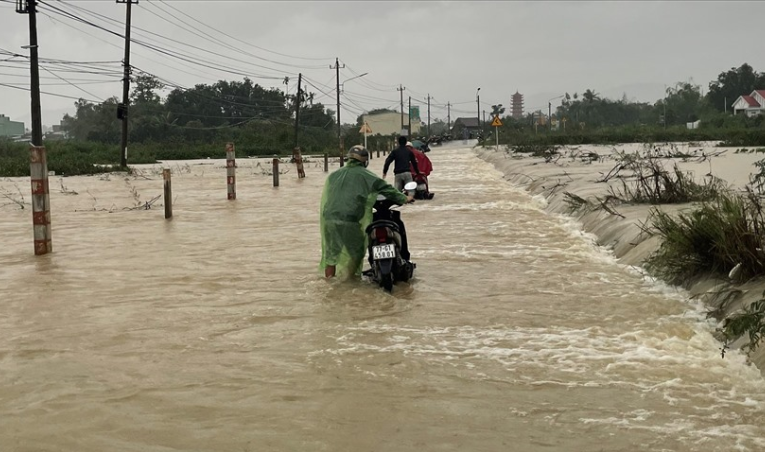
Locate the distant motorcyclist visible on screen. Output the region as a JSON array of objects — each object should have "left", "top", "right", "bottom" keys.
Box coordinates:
[
  {"left": 320, "top": 145, "right": 414, "bottom": 279},
  {"left": 383, "top": 136, "right": 420, "bottom": 191}
]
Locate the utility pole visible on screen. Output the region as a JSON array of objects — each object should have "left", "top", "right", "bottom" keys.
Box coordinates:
[
  {"left": 330, "top": 58, "right": 345, "bottom": 166},
  {"left": 476, "top": 87, "right": 481, "bottom": 139},
  {"left": 397, "top": 84, "right": 406, "bottom": 133},
  {"left": 447, "top": 102, "right": 451, "bottom": 131},
  {"left": 17, "top": 0, "right": 52, "bottom": 255},
  {"left": 16, "top": 0, "right": 42, "bottom": 147},
  {"left": 427, "top": 94, "right": 431, "bottom": 137},
  {"left": 408, "top": 96, "right": 411, "bottom": 138},
  {"left": 548, "top": 102, "right": 552, "bottom": 133},
  {"left": 293, "top": 73, "right": 302, "bottom": 149},
  {"left": 117, "top": 0, "right": 137, "bottom": 169}
]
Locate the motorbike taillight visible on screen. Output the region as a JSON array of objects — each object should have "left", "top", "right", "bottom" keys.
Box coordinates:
[{"left": 375, "top": 227, "right": 388, "bottom": 243}]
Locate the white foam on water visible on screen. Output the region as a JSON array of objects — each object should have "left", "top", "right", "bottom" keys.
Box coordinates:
[{"left": 308, "top": 322, "right": 765, "bottom": 449}]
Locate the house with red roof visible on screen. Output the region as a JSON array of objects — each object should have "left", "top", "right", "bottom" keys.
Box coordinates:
[{"left": 731, "top": 90, "right": 765, "bottom": 116}]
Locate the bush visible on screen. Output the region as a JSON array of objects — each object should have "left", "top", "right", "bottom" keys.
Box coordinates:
[
  {"left": 645, "top": 190, "right": 765, "bottom": 286},
  {"left": 611, "top": 159, "right": 725, "bottom": 204}
]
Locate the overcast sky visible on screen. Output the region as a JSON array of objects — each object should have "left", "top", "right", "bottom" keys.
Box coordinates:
[{"left": 1, "top": 0, "right": 763, "bottom": 128}]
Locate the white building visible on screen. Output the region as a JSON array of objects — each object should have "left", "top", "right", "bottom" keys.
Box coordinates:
[
  {"left": 360, "top": 111, "right": 421, "bottom": 137},
  {"left": 731, "top": 90, "right": 765, "bottom": 117}
]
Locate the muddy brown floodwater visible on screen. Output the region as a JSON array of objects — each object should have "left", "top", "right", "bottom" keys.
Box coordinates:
[{"left": 1, "top": 144, "right": 764, "bottom": 451}]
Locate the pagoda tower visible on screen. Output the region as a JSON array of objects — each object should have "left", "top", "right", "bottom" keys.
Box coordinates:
[{"left": 511, "top": 91, "right": 524, "bottom": 119}]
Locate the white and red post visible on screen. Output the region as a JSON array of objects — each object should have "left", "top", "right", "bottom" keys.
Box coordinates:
[
  {"left": 226, "top": 142, "right": 236, "bottom": 200},
  {"left": 30, "top": 145, "right": 51, "bottom": 255}
]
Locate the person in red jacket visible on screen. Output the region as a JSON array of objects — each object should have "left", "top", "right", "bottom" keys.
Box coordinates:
[{"left": 408, "top": 143, "right": 434, "bottom": 199}]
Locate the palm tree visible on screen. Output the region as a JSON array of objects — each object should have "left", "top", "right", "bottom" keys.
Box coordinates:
[{"left": 582, "top": 89, "right": 599, "bottom": 103}]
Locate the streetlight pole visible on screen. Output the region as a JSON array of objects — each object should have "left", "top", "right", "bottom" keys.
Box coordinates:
[
  {"left": 547, "top": 95, "right": 564, "bottom": 133},
  {"left": 397, "top": 85, "right": 406, "bottom": 133},
  {"left": 476, "top": 87, "right": 481, "bottom": 139},
  {"left": 339, "top": 72, "right": 368, "bottom": 94},
  {"left": 330, "top": 58, "right": 345, "bottom": 165},
  {"left": 338, "top": 72, "right": 369, "bottom": 148},
  {"left": 408, "top": 96, "right": 412, "bottom": 138}
]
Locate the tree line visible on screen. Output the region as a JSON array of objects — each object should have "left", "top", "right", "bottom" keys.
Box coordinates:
[
  {"left": 481, "top": 63, "right": 765, "bottom": 146},
  {"left": 60, "top": 73, "right": 339, "bottom": 156}
]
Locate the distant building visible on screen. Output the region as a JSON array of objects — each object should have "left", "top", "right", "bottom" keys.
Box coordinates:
[
  {"left": 0, "top": 114, "right": 25, "bottom": 137},
  {"left": 45, "top": 121, "right": 68, "bottom": 140},
  {"left": 360, "top": 110, "right": 421, "bottom": 137},
  {"left": 731, "top": 90, "right": 765, "bottom": 117},
  {"left": 451, "top": 117, "right": 480, "bottom": 138},
  {"left": 511, "top": 91, "right": 524, "bottom": 119}
]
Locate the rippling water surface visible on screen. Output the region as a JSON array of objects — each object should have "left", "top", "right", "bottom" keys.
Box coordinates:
[{"left": 1, "top": 145, "right": 764, "bottom": 451}]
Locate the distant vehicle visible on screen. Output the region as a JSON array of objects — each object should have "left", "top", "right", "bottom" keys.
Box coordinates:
[
  {"left": 410, "top": 140, "right": 430, "bottom": 153},
  {"left": 426, "top": 136, "right": 442, "bottom": 146}
]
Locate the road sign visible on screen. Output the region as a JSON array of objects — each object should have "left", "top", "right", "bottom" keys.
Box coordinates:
[
  {"left": 359, "top": 122, "right": 372, "bottom": 134},
  {"left": 491, "top": 116, "right": 502, "bottom": 127}
]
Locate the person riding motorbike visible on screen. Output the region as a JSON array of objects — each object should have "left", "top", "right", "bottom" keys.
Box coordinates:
[
  {"left": 319, "top": 145, "right": 414, "bottom": 279},
  {"left": 408, "top": 143, "right": 434, "bottom": 199},
  {"left": 383, "top": 136, "right": 420, "bottom": 191}
]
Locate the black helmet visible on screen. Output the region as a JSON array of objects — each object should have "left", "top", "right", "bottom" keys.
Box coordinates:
[{"left": 347, "top": 145, "right": 369, "bottom": 167}]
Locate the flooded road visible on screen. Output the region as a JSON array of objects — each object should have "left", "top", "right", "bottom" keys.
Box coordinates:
[{"left": 1, "top": 145, "right": 764, "bottom": 451}]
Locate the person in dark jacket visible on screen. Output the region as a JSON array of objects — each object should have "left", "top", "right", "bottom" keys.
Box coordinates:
[{"left": 383, "top": 136, "right": 420, "bottom": 190}]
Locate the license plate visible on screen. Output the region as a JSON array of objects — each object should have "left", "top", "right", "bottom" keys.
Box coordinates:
[{"left": 372, "top": 244, "right": 396, "bottom": 260}]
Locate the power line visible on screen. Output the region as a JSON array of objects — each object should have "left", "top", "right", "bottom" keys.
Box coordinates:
[
  {"left": 36, "top": 1, "right": 288, "bottom": 81},
  {"left": 0, "top": 80, "right": 117, "bottom": 86},
  {"left": 153, "top": 0, "right": 332, "bottom": 62},
  {"left": 0, "top": 81, "right": 102, "bottom": 102},
  {"left": 137, "top": 1, "right": 305, "bottom": 76},
  {"left": 148, "top": 0, "right": 327, "bottom": 70},
  {"left": 38, "top": 9, "right": 233, "bottom": 83}
]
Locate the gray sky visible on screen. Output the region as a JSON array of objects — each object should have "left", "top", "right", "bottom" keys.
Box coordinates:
[{"left": 1, "top": 0, "right": 763, "bottom": 128}]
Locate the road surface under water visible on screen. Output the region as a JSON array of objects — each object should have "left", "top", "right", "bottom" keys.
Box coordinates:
[{"left": 1, "top": 144, "right": 764, "bottom": 451}]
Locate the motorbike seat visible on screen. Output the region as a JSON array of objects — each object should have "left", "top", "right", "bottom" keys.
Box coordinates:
[
  {"left": 365, "top": 220, "right": 400, "bottom": 234},
  {"left": 366, "top": 220, "right": 403, "bottom": 248}
]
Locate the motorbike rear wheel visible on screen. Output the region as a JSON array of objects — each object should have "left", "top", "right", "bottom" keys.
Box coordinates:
[{"left": 380, "top": 273, "right": 394, "bottom": 293}]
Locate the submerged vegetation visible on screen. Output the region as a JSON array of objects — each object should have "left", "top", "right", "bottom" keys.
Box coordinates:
[{"left": 644, "top": 190, "right": 765, "bottom": 285}]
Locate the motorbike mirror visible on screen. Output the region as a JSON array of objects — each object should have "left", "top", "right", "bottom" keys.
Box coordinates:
[{"left": 403, "top": 182, "right": 417, "bottom": 191}]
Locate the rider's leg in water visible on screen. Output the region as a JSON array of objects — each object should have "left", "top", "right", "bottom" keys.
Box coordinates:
[
  {"left": 323, "top": 222, "right": 344, "bottom": 278},
  {"left": 340, "top": 223, "right": 366, "bottom": 277}
]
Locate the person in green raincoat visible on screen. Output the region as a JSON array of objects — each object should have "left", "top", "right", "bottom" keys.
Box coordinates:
[{"left": 320, "top": 145, "right": 414, "bottom": 279}]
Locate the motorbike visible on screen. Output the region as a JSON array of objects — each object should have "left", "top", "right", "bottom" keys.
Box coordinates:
[
  {"left": 408, "top": 146, "right": 434, "bottom": 200},
  {"left": 363, "top": 182, "right": 417, "bottom": 293},
  {"left": 413, "top": 173, "right": 434, "bottom": 200}
]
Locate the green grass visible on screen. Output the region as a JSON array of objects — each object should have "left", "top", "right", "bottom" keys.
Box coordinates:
[{"left": 0, "top": 139, "right": 331, "bottom": 177}]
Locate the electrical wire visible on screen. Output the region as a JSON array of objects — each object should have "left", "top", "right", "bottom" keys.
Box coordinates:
[
  {"left": 153, "top": 0, "right": 332, "bottom": 62},
  {"left": 38, "top": 10, "right": 232, "bottom": 83},
  {"left": 36, "top": 1, "right": 288, "bottom": 81},
  {"left": 0, "top": 81, "right": 102, "bottom": 102},
  {"left": 148, "top": 0, "right": 327, "bottom": 70}
]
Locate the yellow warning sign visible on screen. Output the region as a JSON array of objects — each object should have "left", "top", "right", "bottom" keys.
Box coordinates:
[
  {"left": 359, "top": 122, "right": 372, "bottom": 134},
  {"left": 491, "top": 116, "right": 503, "bottom": 127}
]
